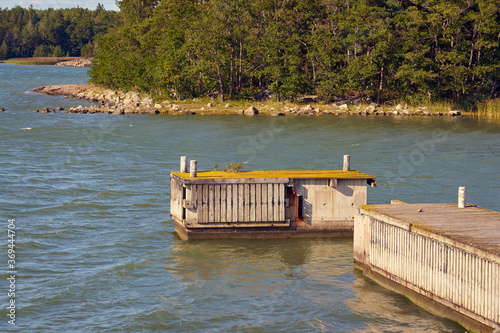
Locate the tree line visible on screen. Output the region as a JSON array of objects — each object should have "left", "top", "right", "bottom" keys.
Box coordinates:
[
  {"left": 90, "top": 0, "right": 500, "bottom": 105},
  {"left": 0, "top": 5, "right": 122, "bottom": 59}
]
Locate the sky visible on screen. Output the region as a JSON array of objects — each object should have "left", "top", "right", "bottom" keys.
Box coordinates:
[{"left": 0, "top": 0, "right": 119, "bottom": 11}]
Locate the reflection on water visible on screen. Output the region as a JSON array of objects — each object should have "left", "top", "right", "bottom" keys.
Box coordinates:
[{"left": 164, "top": 239, "right": 463, "bottom": 332}]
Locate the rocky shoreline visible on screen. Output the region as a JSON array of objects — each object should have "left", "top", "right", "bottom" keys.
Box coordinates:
[
  {"left": 28, "top": 84, "right": 463, "bottom": 117},
  {"left": 54, "top": 59, "right": 92, "bottom": 67}
]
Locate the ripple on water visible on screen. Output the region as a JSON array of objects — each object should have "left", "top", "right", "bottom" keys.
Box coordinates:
[{"left": 2, "top": 66, "right": 496, "bottom": 331}]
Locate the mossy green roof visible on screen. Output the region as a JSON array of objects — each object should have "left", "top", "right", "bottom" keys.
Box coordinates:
[{"left": 172, "top": 169, "right": 375, "bottom": 180}]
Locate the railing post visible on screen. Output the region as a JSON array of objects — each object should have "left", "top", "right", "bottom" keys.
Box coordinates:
[
  {"left": 180, "top": 156, "right": 188, "bottom": 173},
  {"left": 458, "top": 187, "right": 466, "bottom": 208},
  {"left": 343, "top": 155, "right": 350, "bottom": 171},
  {"left": 190, "top": 160, "right": 197, "bottom": 178}
]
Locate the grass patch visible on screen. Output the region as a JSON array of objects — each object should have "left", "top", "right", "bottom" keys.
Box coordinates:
[
  {"left": 477, "top": 99, "right": 500, "bottom": 118},
  {"left": 1, "top": 57, "right": 82, "bottom": 65}
]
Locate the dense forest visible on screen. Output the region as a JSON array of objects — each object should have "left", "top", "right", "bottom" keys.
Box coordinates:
[
  {"left": 0, "top": 5, "right": 122, "bottom": 59},
  {"left": 89, "top": 0, "right": 500, "bottom": 105}
]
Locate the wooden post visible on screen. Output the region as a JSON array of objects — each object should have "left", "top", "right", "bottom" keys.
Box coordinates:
[
  {"left": 190, "top": 160, "right": 197, "bottom": 178},
  {"left": 343, "top": 155, "right": 350, "bottom": 171},
  {"left": 180, "top": 156, "right": 188, "bottom": 173},
  {"left": 458, "top": 187, "right": 466, "bottom": 208}
]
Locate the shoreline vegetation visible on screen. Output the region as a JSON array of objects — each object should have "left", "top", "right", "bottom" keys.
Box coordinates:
[
  {"left": 1, "top": 56, "right": 497, "bottom": 118},
  {"left": 28, "top": 83, "right": 500, "bottom": 118},
  {"left": 1, "top": 57, "right": 91, "bottom": 66}
]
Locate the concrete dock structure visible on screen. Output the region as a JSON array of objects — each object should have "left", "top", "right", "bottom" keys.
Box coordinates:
[
  {"left": 354, "top": 199, "right": 500, "bottom": 332},
  {"left": 171, "top": 156, "right": 376, "bottom": 240}
]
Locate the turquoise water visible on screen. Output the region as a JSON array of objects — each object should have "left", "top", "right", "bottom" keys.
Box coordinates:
[{"left": 1, "top": 63, "right": 499, "bottom": 332}]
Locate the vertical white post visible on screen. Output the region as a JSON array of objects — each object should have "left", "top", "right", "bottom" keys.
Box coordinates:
[
  {"left": 180, "top": 156, "right": 188, "bottom": 173},
  {"left": 343, "top": 155, "right": 350, "bottom": 171},
  {"left": 190, "top": 160, "right": 197, "bottom": 178},
  {"left": 458, "top": 187, "right": 466, "bottom": 208}
]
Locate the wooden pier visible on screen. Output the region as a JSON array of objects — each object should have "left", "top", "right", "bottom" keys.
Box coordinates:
[
  {"left": 170, "top": 156, "right": 376, "bottom": 240},
  {"left": 354, "top": 197, "right": 500, "bottom": 332}
]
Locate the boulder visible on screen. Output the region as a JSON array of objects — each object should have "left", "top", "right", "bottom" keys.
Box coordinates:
[
  {"left": 112, "top": 109, "right": 124, "bottom": 115},
  {"left": 123, "top": 98, "right": 134, "bottom": 106},
  {"left": 154, "top": 104, "right": 162, "bottom": 109},
  {"left": 395, "top": 104, "right": 403, "bottom": 111},
  {"left": 270, "top": 112, "right": 285, "bottom": 116},
  {"left": 339, "top": 103, "right": 349, "bottom": 110},
  {"left": 141, "top": 97, "right": 153, "bottom": 106},
  {"left": 172, "top": 104, "right": 181, "bottom": 111},
  {"left": 207, "top": 102, "right": 213, "bottom": 107},
  {"left": 0, "top": 108, "right": 5, "bottom": 111},
  {"left": 180, "top": 110, "right": 195, "bottom": 115},
  {"left": 131, "top": 94, "right": 141, "bottom": 103},
  {"left": 449, "top": 110, "right": 461, "bottom": 116},
  {"left": 365, "top": 105, "right": 376, "bottom": 113},
  {"left": 142, "top": 108, "right": 160, "bottom": 114},
  {"left": 244, "top": 106, "right": 259, "bottom": 115}
]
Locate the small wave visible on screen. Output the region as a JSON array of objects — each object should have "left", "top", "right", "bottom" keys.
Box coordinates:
[{"left": 21, "top": 127, "right": 32, "bottom": 130}]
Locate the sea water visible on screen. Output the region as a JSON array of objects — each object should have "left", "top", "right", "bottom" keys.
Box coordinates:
[{"left": 1, "top": 62, "right": 499, "bottom": 332}]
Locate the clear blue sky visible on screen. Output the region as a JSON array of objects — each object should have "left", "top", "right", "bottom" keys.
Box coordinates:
[{"left": 0, "top": 0, "right": 119, "bottom": 11}]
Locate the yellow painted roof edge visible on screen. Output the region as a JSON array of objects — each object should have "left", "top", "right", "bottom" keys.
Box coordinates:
[{"left": 172, "top": 169, "right": 375, "bottom": 180}]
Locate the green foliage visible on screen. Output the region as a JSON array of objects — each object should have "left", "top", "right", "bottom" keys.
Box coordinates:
[
  {"left": 0, "top": 6, "right": 122, "bottom": 59},
  {"left": 223, "top": 162, "right": 244, "bottom": 172},
  {"left": 88, "top": 0, "right": 500, "bottom": 104}
]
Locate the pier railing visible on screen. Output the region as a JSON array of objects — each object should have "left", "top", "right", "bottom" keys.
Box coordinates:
[
  {"left": 368, "top": 217, "right": 500, "bottom": 326},
  {"left": 355, "top": 201, "right": 500, "bottom": 331}
]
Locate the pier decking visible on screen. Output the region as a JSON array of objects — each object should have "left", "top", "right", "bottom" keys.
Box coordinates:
[
  {"left": 170, "top": 157, "right": 376, "bottom": 240},
  {"left": 354, "top": 201, "right": 500, "bottom": 332}
]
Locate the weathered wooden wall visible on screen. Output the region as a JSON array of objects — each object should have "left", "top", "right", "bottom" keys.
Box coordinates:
[
  {"left": 170, "top": 177, "right": 184, "bottom": 222},
  {"left": 293, "top": 179, "right": 367, "bottom": 223},
  {"left": 354, "top": 207, "right": 500, "bottom": 331},
  {"left": 171, "top": 181, "right": 289, "bottom": 227}
]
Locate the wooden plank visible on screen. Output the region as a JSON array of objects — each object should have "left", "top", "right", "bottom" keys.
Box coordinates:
[
  {"left": 232, "top": 184, "right": 238, "bottom": 223},
  {"left": 268, "top": 183, "right": 274, "bottom": 221},
  {"left": 238, "top": 184, "right": 244, "bottom": 223},
  {"left": 273, "top": 183, "right": 280, "bottom": 222},
  {"left": 256, "top": 183, "right": 262, "bottom": 222},
  {"left": 261, "top": 183, "right": 268, "bottom": 221},
  {"left": 220, "top": 184, "right": 227, "bottom": 223},
  {"left": 215, "top": 184, "right": 220, "bottom": 223},
  {"left": 183, "top": 220, "right": 290, "bottom": 228},
  {"left": 199, "top": 184, "right": 206, "bottom": 223},
  {"left": 244, "top": 183, "right": 250, "bottom": 222},
  {"left": 209, "top": 185, "right": 215, "bottom": 223},
  {"left": 279, "top": 183, "right": 285, "bottom": 221},
  {"left": 175, "top": 176, "right": 290, "bottom": 185},
  {"left": 226, "top": 184, "right": 232, "bottom": 223},
  {"left": 249, "top": 184, "right": 256, "bottom": 222},
  {"left": 185, "top": 184, "right": 198, "bottom": 223}
]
